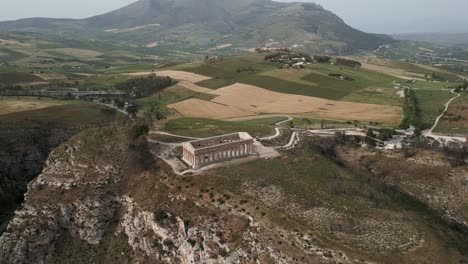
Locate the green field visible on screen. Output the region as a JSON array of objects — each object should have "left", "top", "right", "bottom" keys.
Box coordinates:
[
  {"left": 434, "top": 93, "right": 468, "bottom": 135},
  {"left": 0, "top": 100, "right": 124, "bottom": 127},
  {"left": 164, "top": 117, "right": 285, "bottom": 138},
  {"left": 0, "top": 72, "right": 44, "bottom": 84},
  {"left": 134, "top": 85, "right": 216, "bottom": 118},
  {"left": 414, "top": 89, "right": 455, "bottom": 129},
  {"left": 175, "top": 53, "right": 406, "bottom": 102}
]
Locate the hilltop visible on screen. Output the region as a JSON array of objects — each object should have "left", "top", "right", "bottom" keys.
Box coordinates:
[{"left": 0, "top": 0, "right": 392, "bottom": 54}]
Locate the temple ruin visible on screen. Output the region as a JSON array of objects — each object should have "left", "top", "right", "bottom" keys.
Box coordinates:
[{"left": 182, "top": 132, "right": 255, "bottom": 169}]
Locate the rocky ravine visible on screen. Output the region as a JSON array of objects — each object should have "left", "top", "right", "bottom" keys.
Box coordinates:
[
  {"left": 0, "top": 125, "right": 81, "bottom": 235},
  {"left": 0, "top": 124, "right": 349, "bottom": 264}
]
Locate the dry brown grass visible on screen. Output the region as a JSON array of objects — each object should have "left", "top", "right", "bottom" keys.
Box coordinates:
[
  {"left": 127, "top": 70, "right": 211, "bottom": 83},
  {"left": 177, "top": 81, "right": 215, "bottom": 94},
  {"left": 0, "top": 99, "right": 66, "bottom": 115},
  {"left": 354, "top": 57, "right": 426, "bottom": 81},
  {"left": 0, "top": 38, "right": 33, "bottom": 47},
  {"left": 169, "top": 82, "right": 402, "bottom": 123},
  {"left": 51, "top": 48, "right": 103, "bottom": 58}
]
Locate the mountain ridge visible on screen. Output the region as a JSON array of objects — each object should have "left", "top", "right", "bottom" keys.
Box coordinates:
[{"left": 0, "top": 0, "right": 393, "bottom": 54}]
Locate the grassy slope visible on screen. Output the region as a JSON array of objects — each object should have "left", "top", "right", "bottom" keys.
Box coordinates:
[
  {"left": 134, "top": 85, "right": 216, "bottom": 118},
  {"left": 202, "top": 139, "right": 467, "bottom": 262},
  {"left": 176, "top": 54, "right": 405, "bottom": 102},
  {"left": 0, "top": 72, "right": 44, "bottom": 84},
  {"left": 164, "top": 117, "right": 285, "bottom": 138},
  {"left": 0, "top": 97, "right": 73, "bottom": 115},
  {"left": 0, "top": 101, "right": 124, "bottom": 127},
  {"left": 414, "top": 89, "right": 455, "bottom": 129},
  {"left": 434, "top": 93, "right": 468, "bottom": 135}
]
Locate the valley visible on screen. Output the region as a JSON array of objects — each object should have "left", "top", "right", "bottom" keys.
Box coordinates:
[{"left": 0, "top": 0, "right": 467, "bottom": 263}]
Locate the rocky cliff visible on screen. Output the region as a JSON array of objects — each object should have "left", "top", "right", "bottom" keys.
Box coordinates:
[
  {"left": 0, "top": 123, "right": 356, "bottom": 264},
  {"left": 0, "top": 124, "right": 81, "bottom": 235}
]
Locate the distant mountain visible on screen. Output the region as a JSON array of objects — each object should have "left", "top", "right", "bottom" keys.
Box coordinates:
[
  {"left": 0, "top": 0, "right": 393, "bottom": 54},
  {"left": 394, "top": 33, "right": 468, "bottom": 45}
]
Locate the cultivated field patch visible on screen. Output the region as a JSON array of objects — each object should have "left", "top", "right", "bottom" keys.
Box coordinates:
[
  {"left": 0, "top": 72, "right": 45, "bottom": 84},
  {"left": 435, "top": 94, "right": 468, "bottom": 135},
  {"left": 127, "top": 70, "right": 211, "bottom": 83},
  {"left": 0, "top": 98, "right": 67, "bottom": 115},
  {"left": 169, "top": 82, "right": 402, "bottom": 123},
  {"left": 50, "top": 48, "right": 103, "bottom": 58}
]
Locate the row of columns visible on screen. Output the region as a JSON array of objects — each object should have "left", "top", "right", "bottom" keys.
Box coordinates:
[{"left": 183, "top": 143, "right": 253, "bottom": 168}]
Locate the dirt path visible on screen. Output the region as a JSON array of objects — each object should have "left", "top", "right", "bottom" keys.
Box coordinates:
[
  {"left": 259, "top": 127, "right": 282, "bottom": 140},
  {"left": 273, "top": 116, "right": 293, "bottom": 126},
  {"left": 422, "top": 89, "right": 466, "bottom": 143},
  {"left": 428, "top": 89, "right": 460, "bottom": 134},
  {"left": 280, "top": 131, "right": 300, "bottom": 150},
  {"left": 148, "top": 131, "right": 201, "bottom": 140},
  {"left": 97, "top": 102, "right": 128, "bottom": 115}
]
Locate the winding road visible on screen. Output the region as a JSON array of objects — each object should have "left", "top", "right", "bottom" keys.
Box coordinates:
[
  {"left": 422, "top": 89, "right": 466, "bottom": 142},
  {"left": 148, "top": 131, "right": 201, "bottom": 140}
]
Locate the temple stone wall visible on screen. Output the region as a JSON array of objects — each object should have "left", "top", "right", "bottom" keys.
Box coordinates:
[{"left": 182, "top": 132, "right": 254, "bottom": 169}]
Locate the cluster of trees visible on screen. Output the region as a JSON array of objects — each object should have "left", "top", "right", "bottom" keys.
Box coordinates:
[
  {"left": 264, "top": 51, "right": 313, "bottom": 63},
  {"left": 454, "top": 81, "right": 468, "bottom": 93},
  {"left": 335, "top": 58, "right": 361, "bottom": 68},
  {"left": 127, "top": 123, "right": 154, "bottom": 171},
  {"left": 400, "top": 89, "right": 421, "bottom": 130},
  {"left": 115, "top": 75, "right": 173, "bottom": 99},
  {"left": 313, "top": 55, "right": 332, "bottom": 63},
  {"left": 236, "top": 66, "right": 256, "bottom": 73},
  {"left": 255, "top": 48, "right": 290, "bottom": 53}
]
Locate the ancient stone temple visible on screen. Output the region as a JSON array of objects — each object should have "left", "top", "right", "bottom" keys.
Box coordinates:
[{"left": 182, "top": 132, "right": 255, "bottom": 169}]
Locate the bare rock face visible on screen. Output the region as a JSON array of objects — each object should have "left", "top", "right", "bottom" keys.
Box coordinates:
[
  {"left": 0, "top": 126, "right": 125, "bottom": 264},
  {"left": 119, "top": 196, "right": 235, "bottom": 263},
  {"left": 0, "top": 126, "right": 81, "bottom": 234},
  {"left": 0, "top": 124, "right": 351, "bottom": 264},
  {"left": 0, "top": 197, "right": 118, "bottom": 264}
]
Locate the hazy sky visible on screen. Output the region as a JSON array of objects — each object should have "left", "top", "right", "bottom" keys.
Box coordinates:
[{"left": 1, "top": 0, "right": 467, "bottom": 34}]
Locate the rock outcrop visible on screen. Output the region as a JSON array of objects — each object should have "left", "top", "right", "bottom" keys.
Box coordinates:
[{"left": 0, "top": 125, "right": 81, "bottom": 234}]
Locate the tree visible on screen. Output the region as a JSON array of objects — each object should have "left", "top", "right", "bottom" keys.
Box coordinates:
[
  {"left": 126, "top": 104, "right": 139, "bottom": 118},
  {"left": 365, "top": 129, "right": 376, "bottom": 147},
  {"left": 114, "top": 99, "right": 125, "bottom": 109},
  {"left": 378, "top": 128, "right": 395, "bottom": 141}
]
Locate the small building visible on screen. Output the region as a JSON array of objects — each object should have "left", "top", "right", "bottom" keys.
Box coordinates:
[
  {"left": 292, "top": 62, "right": 305, "bottom": 69},
  {"left": 182, "top": 132, "right": 255, "bottom": 169}
]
